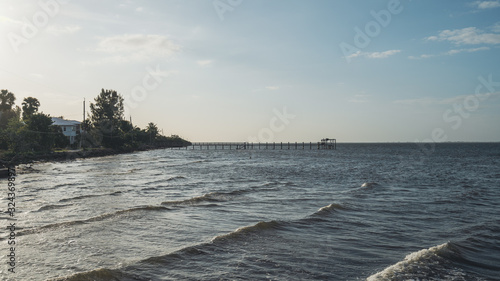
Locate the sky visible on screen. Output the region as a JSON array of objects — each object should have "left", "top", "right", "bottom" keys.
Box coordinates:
[{"left": 1, "top": 0, "right": 499, "bottom": 142}]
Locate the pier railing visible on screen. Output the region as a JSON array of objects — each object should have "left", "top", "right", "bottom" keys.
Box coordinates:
[{"left": 187, "top": 140, "right": 336, "bottom": 150}]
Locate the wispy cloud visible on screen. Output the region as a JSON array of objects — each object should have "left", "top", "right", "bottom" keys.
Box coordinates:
[
  {"left": 446, "top": 46, "right": 490, "bottom": 55},
  {"left": 94, "top": 34, "right": 180, "bottom": 63},
  {"left": 347, "top": 50, "right": 401, "bottom": 60},
  {"left": 394, "top": 92, "right": 500, "bottom": 105},
  {"left": 492, "top": 22, "right": 500, "bottom": 32},
  {"left": 0, "top": 15, "right": 23, "bottom": 26},
  {"left": 409, "top": 46, "right": 490, "bottom": 59},
  {"left": 394, "top": 97, "right": 440, "bottom": 105},
  {"left": 426, "top": 27, "right": 500, "bottom": 45},
  {"left": 46, "top": 25, "right": 81, "bottom": 36},
  {"left": 408, "top": 54, "right": 437, "bottom": 60},
  {"left": 414, "top": 25, "right": 499, "bottom": 59},
  {"left": 266, "top": 86, "right": 280, "bottom": 91},
  {"left": 473, "top": 0, "right": 500, "bottom": 9},
  {"left": 30, "top": 73, "right": 44, "bottom": 80},
  {"left": 197, "top": 60, "right": 213, "bottom": 67},
  {"left": 348, "top": 94, "right": 371, "bottom": 103}
]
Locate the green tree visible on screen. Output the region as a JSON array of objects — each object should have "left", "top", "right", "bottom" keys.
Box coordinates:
[
  {"left": 25, "top": 113, "right": 55, "bottom": 152},
  {"left": 51, "top": 125, "right": 69, "bottom": 149},
  {"left": 81, "top": 119, "right": 92, "bottom": 131},
  {"left": 5, "top": 118, "right": 30, "bottom": 153},
  {"left": 89, "top": 89, "right": 124, "bottom": 126},
  {"left": 118, "top": 120, "right": 134, "bottom": 133},
  {"left": 22, "top": 97, "right": 40, "bottom": 121},
  {"left": 146, "top": 122, "right": 159, "bottom": 143},
  {"left": 0, "top": 89, "right": 15, "bottom": 112},
  {"left": 89, "top": 89, "right": 125, "bottom": 148},
  {"left": 0, "top": 90, "right": 20, "bottom": 130},
  {"left": 0, "top": 107, "right": 20, "bottom": 129}
]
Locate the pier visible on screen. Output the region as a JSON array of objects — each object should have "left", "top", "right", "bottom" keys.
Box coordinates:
[{"left": 187, "top": 139, "right": 336, "bottom": 150}]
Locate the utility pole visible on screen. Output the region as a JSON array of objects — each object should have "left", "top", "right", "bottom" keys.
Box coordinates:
[{"left": 80, "top": 98, "right": 85, "bottom": 149}]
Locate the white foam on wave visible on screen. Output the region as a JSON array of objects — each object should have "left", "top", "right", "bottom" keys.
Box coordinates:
[
  {"left": 210, "top": 220, "right": 281, "bottom": 243},
  {"left": 361, "top": 182, "right": 379, "bottom": 188},
  {"left": 317, "top": 203, "right": 345, "bottom": 213},
  {"left": 366, "top": 242, "right": 450, "bottom": 281}
]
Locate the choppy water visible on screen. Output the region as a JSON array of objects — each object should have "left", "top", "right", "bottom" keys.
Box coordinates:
[{"left": 1, "top": 143, "right": 499, "bottom": 280}]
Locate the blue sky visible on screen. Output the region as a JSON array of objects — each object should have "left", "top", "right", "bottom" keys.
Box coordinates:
[{"left": 1, "top": 0, "right": 499, "bottom": 142}]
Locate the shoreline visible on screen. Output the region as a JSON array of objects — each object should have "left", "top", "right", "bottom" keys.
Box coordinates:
[{"left": 0, "top": 145, "right": 188, "bottom": 168}]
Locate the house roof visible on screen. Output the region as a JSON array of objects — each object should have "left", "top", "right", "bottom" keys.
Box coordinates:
[{"left": 51, "top": 117, "right": 81, "bottom": 126}]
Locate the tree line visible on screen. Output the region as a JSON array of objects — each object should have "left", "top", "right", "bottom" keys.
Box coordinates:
[{"left": 0, "top": 88, "right": 191, "bottom": 157}]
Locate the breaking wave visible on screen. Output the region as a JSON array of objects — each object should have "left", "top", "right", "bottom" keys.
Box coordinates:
[
  {"left": 361, "top": 182, "right": 380, "bottom": 188},
  {"left": 366, "top": 242, "right": 483, "bottom": 281}
]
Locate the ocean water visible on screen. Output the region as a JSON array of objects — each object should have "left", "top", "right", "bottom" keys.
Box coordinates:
[{"left": 1, "top": 143, "right": 499, "bottom": 280}]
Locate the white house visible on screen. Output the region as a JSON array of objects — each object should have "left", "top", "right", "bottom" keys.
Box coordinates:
[{"left": 51, "top": 117, "right": 81, "bottom": 145}]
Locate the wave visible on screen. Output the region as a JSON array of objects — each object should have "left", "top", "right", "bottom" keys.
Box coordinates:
[
  {"left": 59, "top": 191, "right": 123, "bottom": 203},
  {"left": 144, "top": 175, "right": 187, "bottom": 186},
  {"left": 167, "top": 175, "right": 186, "bottom": 181},
  {"left": 366, "top": 242, "right": 481, "bottom": 281},
  {"left": 361, "top": 182, "right": 380, "bottom": 188},
  {"left": 160, "top": 187, "right": 264, "bottom": 206},
  {"left": 49, "top": 220, "right": 285, "bottom": 281},
  {"left": 47, "top": 268, "right": 131, "bottom": 281},
  {"left": 161, "top": 192, "right": 224, "bottom": 206},
  {"left": 35, "top": 203, "right": 74, "bottom": 212},
  {"left": 127, "top": 168, "right": 142, "bottom": 173},
  {"left": 159, "top": 159, "right": 208, "bottom": 167},
  {"left": 211, "top": 220, "right": 283, "bottom": 244},
  {"left": 43, "top": 200, "right": 361, "bottom": 280},
  {"left": 32, "top": 182, "right": 84, "bottom": 191},
  {"left": 311, "top": 203, "right": 347, "bottom": 217},
  {"left": 19, "top": 205, "right": 170, "bottom": 237}
]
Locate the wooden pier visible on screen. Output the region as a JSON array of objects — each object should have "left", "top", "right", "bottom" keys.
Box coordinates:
[{"left": 187, "top": 139, "right": 336, "bottom": 150}]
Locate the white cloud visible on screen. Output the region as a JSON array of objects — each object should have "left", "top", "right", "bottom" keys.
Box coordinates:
[
  {"left": 394, "top": 92, "right": 500, "bottom": 105},
  {"left": 348, "top": 99, "right": 368, "bottom": 103},
  {"left": 420, "top": 54, "right": 435, "bottom": 58},
  {"left": 136, "top": 7, "right": 144, "bottom": 12},
  {"left": 473, "top": 1, "right": 500, "bottom": 9},
  {"left": 367, "top": 50, "right": 401, "bottom": 58},
  {"left": 197, "top": 60, "right": 213, "bottom": 67},
  {"left": 408, "top": 54, "right": 436, "bottom": 60},
  {"left": 393, "top": 97, "right": 442, "bottom": 105},
  {"left": 30, "top": 73, "right": 44, "bottom": 79},
  {"left": 347, "top": 49, "right": 401, "bottom": 60},
  {"left": 492, "top": 22, "right": 500, "bottom": 32},
  {"left": 46, "top": 25, "right": 81, "bottom": 36},
  {"left": 446, "top": 46, "right": 490, "bottom": 55},
  {"left": 348, "top": 94, "right": 371, "bottom": 103},
  {"left": 411, "top": 46, "right": 490, "bottom": 59},
  {"left": 266, "top": 86, "right": 280, "bottom": 91},
  {"left": 0, "top": 15, "right": 23, "bottom": 26},
  {"left": 427, "top": 27, "right": 500, "bottom": 45},
  {"left": 95, "top": 34, "right": 180, "bottom": 63}
]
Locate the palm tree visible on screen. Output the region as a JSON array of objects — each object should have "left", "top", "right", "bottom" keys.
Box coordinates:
[
  {"left": 146, "top": 122, "right": 159, "bottom": 144},
  {"left": 22, "top": 97, "right": 40, "bottom": 121}
]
